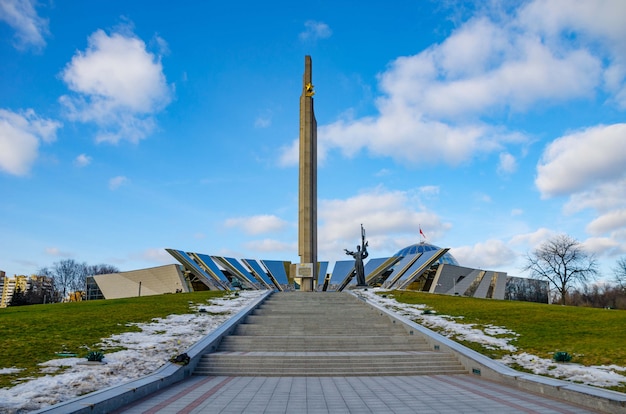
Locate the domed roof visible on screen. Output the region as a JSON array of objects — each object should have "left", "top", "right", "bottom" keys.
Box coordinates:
[{"left": 393, "top": 242, "right": 460, "bottom": 266}]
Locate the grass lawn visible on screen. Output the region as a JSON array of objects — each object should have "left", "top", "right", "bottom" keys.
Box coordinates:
[
  {"left": 386, "top": 291, "right": 626, "bottom": 369},
  {"left": 0, "top": 291, "right": 227, "bottom": 389}
]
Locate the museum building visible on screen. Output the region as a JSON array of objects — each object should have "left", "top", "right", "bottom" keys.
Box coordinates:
[{"left": 85, "top": 242, "right": 547, "bottom": 302}]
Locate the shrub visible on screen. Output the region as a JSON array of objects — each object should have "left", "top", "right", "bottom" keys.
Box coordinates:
[
  {"left": 86, "top": 351, "right": 105, "bottom": 362},
  {"left": 553, "top": 351, "right": 572, "bottom": 362}
]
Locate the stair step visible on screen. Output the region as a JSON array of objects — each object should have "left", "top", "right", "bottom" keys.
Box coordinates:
[{"left": 194, "top": 292, "right": 468, "bottom": 377}]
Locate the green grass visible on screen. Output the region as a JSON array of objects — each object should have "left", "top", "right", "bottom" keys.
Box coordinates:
[
  {"left": 387, "top": 291, "right": 626, "bottom": 366},
  {"left": 0, "top": 291, "right": 227, "bottom": 389},
  {"left": 385, "top": 291, "right": 626, "bottom": 392}
]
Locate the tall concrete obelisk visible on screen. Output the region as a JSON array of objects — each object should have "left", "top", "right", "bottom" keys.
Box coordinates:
[{"left": 298, "top": 55, "right": 317, "bottom": 291}]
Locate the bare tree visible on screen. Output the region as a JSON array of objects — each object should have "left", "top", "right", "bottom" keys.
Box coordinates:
[
  {"left": 523, "top": 234, "right": 598, "bottom": 305},
  {"left": 614, "top": 257, "right": 626, "bottom": 290},
  {"left": 38, "top": 261, "right": 120, "bottom": 302},
  {"left": 87, "top": 264, "right": 120, "bottom": 276}
]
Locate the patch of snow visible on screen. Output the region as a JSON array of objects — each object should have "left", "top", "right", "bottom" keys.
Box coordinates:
[
  {"left": 500, "top": 353, "right": 626, "bottom": 388},
  {"left": 0, "top": 290, "right": 264, "bottom": 413},
  {"left": 0, "top": 368, "right": 22, "bottom": 375},
  {"left": 358, "top": 288, "right": 626, "bottom": 390}
]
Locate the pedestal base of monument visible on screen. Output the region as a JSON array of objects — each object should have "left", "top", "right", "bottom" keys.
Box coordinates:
[
  {"left": 295, "top": 263, "right": 315, "bottom": 292},
  {"left": 354, "top": 284, "right": 369, "bottom": 289}
]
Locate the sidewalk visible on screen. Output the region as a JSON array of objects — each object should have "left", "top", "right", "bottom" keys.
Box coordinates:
[{"left": 114, "top": 374, "right": 600, "bottom": 414}]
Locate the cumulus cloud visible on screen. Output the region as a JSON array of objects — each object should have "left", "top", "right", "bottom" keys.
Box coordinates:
[
  {"left": 509, "top": 228, "right": 556, "bottom": 249},
  {"left": 299, "top": 20, "right": 332, "bottom": 41},
  {"left": 535, "top": 124, "right": 626, "bottom": 240},
  {"left": 564, "top": 180, "right": 626, "bottom": 214},
  {"left": 74, "top": 153, "right": 92, "bottom": 167},
  {"left": 0, "top": 0, "right": 48, "bottom": 51},
  {"left": 0, "top": 108, "right": 61, "bottom": 175},
  {"left": 581, "top": 237, "right": 624, "bottom": 257},
  {"left": 108, "top": 175, "right": 128, "bottom": 190},
  {"left": 587, "top": 210, "right": 626, "bottom": 236},
  {"left": 224, "top": 215, "right": 289, "bottom": 235},
  {"left": 318, "top": 187, "right": 451, "bottom": 261},
  {"left": 518, "top": 0, "right": 626, "bottom": 108},
  {"left": 59, "top": 28, "right": 173, "bottom": 144},
  {"left": 536, "top": 124, "right": 626, "bottom": 197},
  {"left": 280, "top": 1, "right": 624, "bottom": 171},
  {"left": 450, "top": 239, "right": 518, "bottom": 270}
]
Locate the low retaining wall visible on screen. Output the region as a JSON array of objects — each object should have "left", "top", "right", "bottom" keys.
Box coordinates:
[
  {"left": 33, "top": 290, "right": 272, "bottom": 414},
  {"left": 356, "top": 291, "right": 626, "bottom": 414}
]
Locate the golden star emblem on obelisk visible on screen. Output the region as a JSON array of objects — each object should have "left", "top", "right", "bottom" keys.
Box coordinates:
[{"left": 305, "top": 82, "right": 315, "bottom": 97}]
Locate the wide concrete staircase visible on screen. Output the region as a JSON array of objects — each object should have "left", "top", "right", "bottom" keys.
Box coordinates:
[{"left": 195, "top": 292, "right": 468, "bottom": 376}]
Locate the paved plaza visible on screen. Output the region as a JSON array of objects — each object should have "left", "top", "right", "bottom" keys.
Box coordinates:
[{"left": 114, "top": 374, "right": 600, "bottom": 414}]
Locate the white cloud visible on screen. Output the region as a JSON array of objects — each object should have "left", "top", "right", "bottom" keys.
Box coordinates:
[
  {"left": 281, "top": 1, "right": 625, "bottom": 169},
  {"left": 587, "top": 210, "right": 626, "bottom": 236},
  {"left": 563, "top": 180, "right": 626, "bottom": 240},
  {"left": 278, "top": 138, "right": 299, "bottom": 166},
  {"left": 581, "top": 237, "right": 624, "bottom": 257},
  {"left": 564, "top": 179, "right": 626, "bottom": 215},
  {"left": 419, "top": 185, "right": 440, "bottom": 198},
  {"left": 536, "top": 125, "right": 626, "bottom": 243},
  {"left": 136, "top": 248, "right": 174, "bottom": 264},
  {"left": 518, "top": 0, "right": 626, "bottom": 107},
  {"left": 243, "top": 239, "right": 295, "bottom": 253},
  {"left": 74, "top": 153, "right": 92, "bottom": 167},
  {"left": 44, "top": 247, "right": 72, "bottom": 257},
  {"left": 497, "top": 152, "right": 517, "bottom": 175},
  {"left": 108, "top": 175, "right": 128, "bottom": 190},
  {"left": 450, "top": 239, "right": 518, "bottom": 270},
  {"left": 511, "top": 209, "right": 524, "bottom": 217},
  {"left": 509, "top": 228, "right": 556, "bottom": 249},
  {"left": 0, "top": 108, "right": 61, "bottom": 175},
  {"left": 59, "top": 28, "right": 173, "bottom": 144},
  {"left": 536, "top": 124, "right": 626, "bottom": 197},
  {"left": 299, "top": 20, "right": 332, "bottom": 41},
  {"left": 318, "top": 187, "right": 451, "bottom": 261},
  {"left": 224, "top": 215, "right": 289, "bottom": 235},
  {"left": 254, "top": 115, "right": 271, "bottom": 128},
  {"left": 0, "top": 0, "right": 48, "bottom": 51}
]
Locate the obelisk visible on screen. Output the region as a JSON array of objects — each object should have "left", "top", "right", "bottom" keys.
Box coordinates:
[{"left": 298, "top": 55, "right": 317, "bottom": 291}]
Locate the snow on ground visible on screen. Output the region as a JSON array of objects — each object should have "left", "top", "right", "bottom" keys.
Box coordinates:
[
  {"left": 357, "top": 289, "right": 626, "bottom": 389},
  {"left": 0, "top": 290, "right": 264, "bottom": 414}
]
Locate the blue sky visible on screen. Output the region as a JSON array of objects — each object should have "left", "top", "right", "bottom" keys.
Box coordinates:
[{"left": 1, "top": 0, "right": 625, "bottom": 281}]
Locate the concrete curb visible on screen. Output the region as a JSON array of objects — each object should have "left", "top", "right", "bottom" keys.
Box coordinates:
[
  {"left": 352, "top": 290, "right": 626, "bottom": 414},
  {"left": 32, "top": 290, "right": 273, "bottom": 414}
]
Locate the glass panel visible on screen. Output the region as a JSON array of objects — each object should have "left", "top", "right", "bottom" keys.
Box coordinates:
[
  {"left": 330, "top": 260, "right": 355, "bottom": 284},
  {"left": 194, "top": 253, "right": 230, "bottom": 283},
  {"left": 261, "top": 260, "right": 289, "bottom": 285}
]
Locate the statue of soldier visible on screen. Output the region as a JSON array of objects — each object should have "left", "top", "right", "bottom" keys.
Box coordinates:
[{"left": 345, "top": 224, "right": 369, "bottom": 287}]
